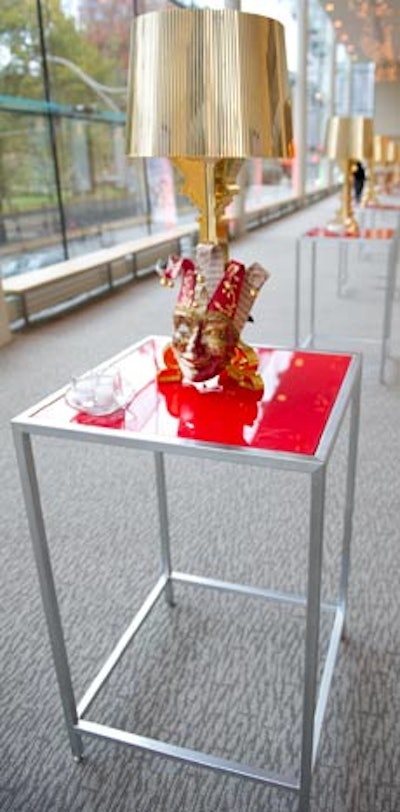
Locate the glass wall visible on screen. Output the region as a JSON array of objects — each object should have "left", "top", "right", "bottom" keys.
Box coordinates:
[
  {"left": 306, "top": 0, "right": 332, "bottom": 191},
  {"left": 334, "top": 43, "right": 351, "bottom": 116},
  {"left": 241, "top": 0, "right": 296, "bottom": 211},
  {"left": 0, "top": 0, "right": 375, "bottom": 280},
  {"left": 351, "top": 63, "right": 375, "bottom": 117},
  {"left": 1, "top": 0, "right": 139, "bottom": 275}
]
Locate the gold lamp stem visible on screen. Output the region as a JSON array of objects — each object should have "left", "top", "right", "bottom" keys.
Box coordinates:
[
  {"left": 204, "top": 161, "right": 218, "bottom": 245},
  {"left": 344, "top": 159, "right": 352, "bottom": 219},
  {"left": 173, "top": 157, "right": 244, "bottom": 263},
  {"left": 341, "top": 159, "right": 359, "bottom": 235},
  {"left": 362, "top": 158, "right": 379, "bottom": 206},
  {"left": 384, "top": 161, "right": 394, "bottom": 194}
]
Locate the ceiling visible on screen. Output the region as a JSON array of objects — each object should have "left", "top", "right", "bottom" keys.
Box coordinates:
[{"left": 324, "top": 0, "right": 400, "bottom": 80}]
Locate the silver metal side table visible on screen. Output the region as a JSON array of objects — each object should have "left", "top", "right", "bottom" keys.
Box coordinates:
[
  {"left": 357, "top": 203, "right": 400, "bottom": 232},
  {"left": 295, "top": 228, "right": 398, "bottom": 384},
  {"left": 12, "top": 335, "right": 362, "bottom": 812}
]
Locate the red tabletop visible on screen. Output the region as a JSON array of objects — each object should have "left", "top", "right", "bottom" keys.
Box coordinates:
[
  {"left": 305, "top": 226, "right": 394, "bottom": 240},
  {"left": 364, "top": 203, "right": 400, "bottom": 211},
  {"left": 31, "top": 337, "right": 352, "bottom": 457}
]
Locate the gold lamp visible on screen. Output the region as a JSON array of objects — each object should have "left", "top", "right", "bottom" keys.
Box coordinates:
[
  {"left": 389, "top": 140, "right": 400, "bottom": 190},
  {"left": 325, "top": 115, "right": 374, "bottom": 234},
  {"left": 386, "top": 139, "right": 400, "bottom": 163},
  {"left": 126, "top": 8, "right": 293, "bottom": 256},
  {"left": 362, "top": 134, "right": 400, "bottom": 204},
  {"left": 371, "top": 135, "right": 399, "bottom": 195},
  {"left": 373, "top": 134, "right": 390, "bottom": 195},
  {"left": 373, "top": 134, "right": 390, "bottom": 164},
  {"left": 125, "top": 8, "right": 293, "bottom": 390},
  {"left": 384, "top": 139, "right": 399, "bottom": 194}
]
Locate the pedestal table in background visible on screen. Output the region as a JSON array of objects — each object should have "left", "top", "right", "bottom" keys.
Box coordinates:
[{"left": 295, "top": 227, "right": 398, "bottom": 383}]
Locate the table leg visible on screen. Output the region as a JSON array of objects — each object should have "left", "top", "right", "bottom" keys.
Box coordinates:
[
  {"left": 12, "top": 428, "right": 83, "bottom": 761},
  {"left": 299, "top": 465, "right": 326, "bottom": 812},
  {"left": 338, "top": 363, "right": 362, "bottom": 638},
  {"left": 309, "top": 241, "right": 316, "bottom": 347},
  {"left": 379, "top": 237, "right": 398, "bottom": 384},
  {"left": 154, "top": 451, "right": 175, "bottom": 606},
  {"left": 337, "top": 241, "right": 348, "bottom": 298},
  {"left": 295, "top": 238, "right": 301, "bottom": 346}
]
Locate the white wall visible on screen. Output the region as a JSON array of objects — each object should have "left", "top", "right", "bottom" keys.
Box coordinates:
[{"left": 374, "top": 82, "right": 400, "bottom": 136}]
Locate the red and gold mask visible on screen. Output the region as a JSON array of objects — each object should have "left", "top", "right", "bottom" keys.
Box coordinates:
[
  {"left": 172, "top": 310, "right": 239, "bottom": 383},
  {"left": 158, "top": 244, "right": 269, "bottom": 389}
]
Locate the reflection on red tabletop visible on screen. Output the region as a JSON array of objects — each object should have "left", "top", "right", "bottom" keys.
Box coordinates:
[
  {"left": 73, "top": 409, "right": 125, "bottom": 430},
  {"left": 365, "top": 203, "right": 400, "bottom": 211},
  {"left": 247, "top": 350, "right": 351, "bottom": 454},
  {"left": 306, "top": 227, "right": 340, "bottom": 238},
  {"left": 158, "top": 380, "right": 261, "bottom": 446},
  {"left": 66, "top": 339, "right": 351, "bottom": 457}
]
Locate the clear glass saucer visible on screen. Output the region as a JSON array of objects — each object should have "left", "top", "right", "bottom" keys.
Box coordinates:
[{"left": 65, "top": 366, "right": 135, "bottom": 416}]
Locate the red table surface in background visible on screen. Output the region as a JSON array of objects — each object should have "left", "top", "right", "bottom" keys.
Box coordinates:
[
  {"left": 364, "top": 203, "right": 400, "bottom": 211},
  {"left": 305, "top": 226, "right": 394, "bottom": 239}
]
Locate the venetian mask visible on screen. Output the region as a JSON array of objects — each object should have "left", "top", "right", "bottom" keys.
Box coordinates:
[
  {"left": 172, "top": 310, "right": 238, "bottom": 382},
  {"left": 158, "top": 244, "right": 269, "bottom": 388}
]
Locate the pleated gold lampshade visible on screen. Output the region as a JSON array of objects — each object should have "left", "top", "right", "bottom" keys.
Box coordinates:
[
  {"left": 386, "top": 139, "right": 400, "bottom": 164},
  {"left": 374, "top": 134, "right": 390, "bottom": 164},
  {"left": 126, "top": 8, "right": 293, "bottom": 245},
  {"left": 325, "top": 116, "right": 374, "bottom": 162},
  {"left": 126, "top": 8, "right": 293, "bottom": 160},
  {"left": 380, "top": 138, "right": 400, "bottom": 193}
]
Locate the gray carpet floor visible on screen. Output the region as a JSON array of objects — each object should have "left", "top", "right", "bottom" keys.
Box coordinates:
[{"left": 1, "top": 195, "right": 399, "bottom": 811}]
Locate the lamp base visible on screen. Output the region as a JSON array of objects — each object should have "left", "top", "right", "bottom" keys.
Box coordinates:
[
  {"left": 361, "top": 189, "right": 380, "bottom": 207},
  {"left": 361, "top": 170, "right": 379, "bottom": 207},
  {"left": 342, "top": 216, "right": 360, "bottom": 236},
  {"left": 327, "top": 162, "right": 360, "bottom": 236},
  {"left": 325, "top": 217, "right": 360, "bottom": 237}
]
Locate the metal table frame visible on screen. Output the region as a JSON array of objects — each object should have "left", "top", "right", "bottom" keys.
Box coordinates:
[
  {"left": 12, "top": 338, "right": 362, "bottom": 812},
  {"left": 294, "top": 232, "right": 398, "bottom": 384},
  {"left": 358, "top": 205, "right": 400, "bottom": 233}
]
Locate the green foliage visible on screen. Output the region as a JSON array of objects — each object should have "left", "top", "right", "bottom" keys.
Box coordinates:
[
  {"left": 0, "top": 0, "right": 130, "bottom": 217},
  {"left": 0, "top": 0, "right": 125, "bottom": 106}
]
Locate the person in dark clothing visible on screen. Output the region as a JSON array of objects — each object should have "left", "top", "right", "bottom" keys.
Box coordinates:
[{"left": 353, "top": 161, "right": 366, "bottom": 204}]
